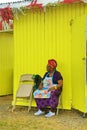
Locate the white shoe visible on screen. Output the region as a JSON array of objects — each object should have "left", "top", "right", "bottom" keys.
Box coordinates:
[
  {"left": 45, "top": 111, "right": 55, "bottom": 117},
  {"left": 34, "top": 109, "right": 44, "bottom": 116}
]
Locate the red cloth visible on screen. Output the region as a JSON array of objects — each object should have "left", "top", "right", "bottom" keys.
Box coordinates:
[
  {"left": 0, "top": 6, "right": 13, "bottom": 23},
  {"left": 26, "top": 0, "right": 43, "bottom": 9},
  {"left": 47, "top": 59, "right": 57, "bottom": 68},
  {"left": 0, "top": 21, "right": 2, "bottom": 30}
]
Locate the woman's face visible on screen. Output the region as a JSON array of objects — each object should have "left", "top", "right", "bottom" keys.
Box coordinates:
[{"left": 46, "top": 65, "right": 53, "bottom": 72}]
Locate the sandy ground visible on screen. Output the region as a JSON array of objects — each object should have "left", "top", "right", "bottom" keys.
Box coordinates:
[{"left": 0, "top": 95, "right": 87, "bottom": 130}]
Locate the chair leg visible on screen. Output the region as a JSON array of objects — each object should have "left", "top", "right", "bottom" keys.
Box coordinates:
[
  {"left": 28, "top": 90, "right": 33, "bottom": 112},
  {"left": 12, "top": 98, "right": 16, "bottom": 112},
  {"left": 56, "top": 95, "right": 61, "bottom": 115},
  {"left": 56, "top": 107, "right": 59, "bottom": 115},
  {"left": 82, "top": 113, "right": 86, "bottom": 118}
]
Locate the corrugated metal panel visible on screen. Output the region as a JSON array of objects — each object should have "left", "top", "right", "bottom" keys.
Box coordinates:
[
  {"left": 71, "top": 15, "right": 86, "bottom": 112},
  {"left": 13, "top": 3, "right": 87, "bottom": 110},
  {"left": 0, "top": 33, "right": 13, "bottom": 95}
]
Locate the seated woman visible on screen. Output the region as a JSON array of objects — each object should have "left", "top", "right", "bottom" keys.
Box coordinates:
[{"left": 33, "top": 59, "right": 63, "bottom": 117}]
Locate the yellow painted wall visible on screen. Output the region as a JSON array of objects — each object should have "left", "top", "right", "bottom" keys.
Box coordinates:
[
  {"left": 13, "top": 3, "right": 87, "bottom": 112},
  {"left": 0, "top": 32, "right": 13, "bottom": 96}
]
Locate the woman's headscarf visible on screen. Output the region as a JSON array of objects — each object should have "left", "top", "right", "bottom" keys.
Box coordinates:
[{"left": 47, "top": 59, "right": 57, "bottom": 68}]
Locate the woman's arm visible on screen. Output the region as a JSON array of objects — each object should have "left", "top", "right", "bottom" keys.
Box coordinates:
[
  {"left": 48, "top": 71, "right": 63, "bottom": 92},
  {"left": 38, "top": 81, "right": 43, "bottom": 90},
  {"left": 38, "top": 72, "right": 47, "bottom": 90},
  {"left": 56, "top": 79, "right": 63, "bottom": 89},
  {"left": 48, "top": 79, "right": 63, "bottom": 92}
]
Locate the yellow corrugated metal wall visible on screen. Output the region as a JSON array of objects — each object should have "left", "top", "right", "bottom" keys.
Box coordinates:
[
  {"left": 71, "top": 15, "right": 86, "bottom": 112},
  {"left": 0, "top": 32, "right": 13, "bottom": 95},
  {"left": 13, "top": 3, "right": 87, "bottom": 111}
]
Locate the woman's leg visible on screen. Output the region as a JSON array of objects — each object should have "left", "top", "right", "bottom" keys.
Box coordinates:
[
  {"left": 35, "top": 98, "right": 50, "bottom": 110},
  {"left": 34, "top": 98, "right": 50, "bottom": 115},
  {"left": 35, "top": 89, "right": 61, "bottom": 111},
  {"left": 49, "top": 90, "right": 61, "bottom": 112},
  {"left": 45, "top": 90, "right": 61, "bottom": 117}
]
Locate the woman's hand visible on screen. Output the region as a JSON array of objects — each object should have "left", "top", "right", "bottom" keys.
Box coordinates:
[
  {"left": 48, "top": 87, "right": 55, "bottom": 92},
  {"left": 38, "top": 86, "right": 43, "bottom": 90}
]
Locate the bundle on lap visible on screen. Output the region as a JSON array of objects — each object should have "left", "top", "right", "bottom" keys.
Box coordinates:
[{"left": 33, "top": 75, "right": 42, "bottom": 92}]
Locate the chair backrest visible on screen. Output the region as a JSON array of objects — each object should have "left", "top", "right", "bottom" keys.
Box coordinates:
[
  {"left": 20, "top": 74, "right": 34, "bottom": 82},
  {"left": 16, "top": 84, "right": 33, "bottom": 97}
]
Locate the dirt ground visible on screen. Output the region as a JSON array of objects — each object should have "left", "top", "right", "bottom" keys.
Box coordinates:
[{"left": 0, "top": 95, "right": 87, "bottom": 130}]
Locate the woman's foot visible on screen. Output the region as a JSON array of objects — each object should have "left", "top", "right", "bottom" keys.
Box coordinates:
[
  {"left": 45, "top": 111, "right": 55, "bottom": 117},
  {"left": 34, "top": 109, "right": 45, "bottom": 116}
]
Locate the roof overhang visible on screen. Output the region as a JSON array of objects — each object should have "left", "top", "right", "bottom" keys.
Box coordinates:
[{"left": 0, "top": 0, "right": 87, "bottom": 9}]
